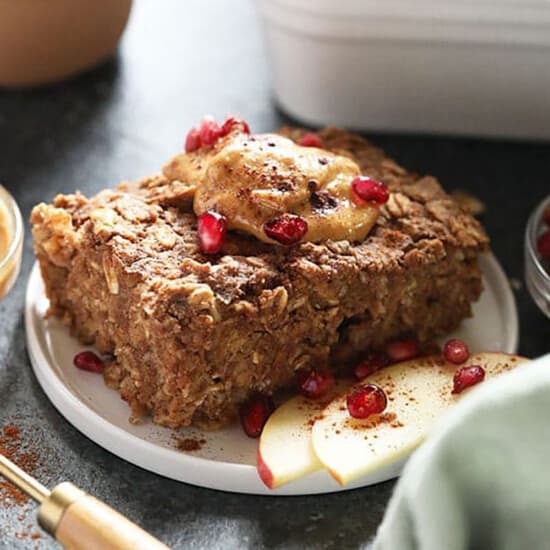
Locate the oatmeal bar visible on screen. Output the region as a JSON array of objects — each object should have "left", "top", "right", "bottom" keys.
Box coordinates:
[{"left": 31, "top": 127, "right": 488, "bottom": 429}]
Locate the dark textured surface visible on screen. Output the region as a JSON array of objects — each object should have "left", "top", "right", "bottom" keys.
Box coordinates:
[{"left": 0, "top": 0, "right": 548, "bottom": 548}]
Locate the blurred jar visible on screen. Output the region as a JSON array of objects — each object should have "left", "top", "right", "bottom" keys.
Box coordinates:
[
  {"left": 0, "top": 0, "right": 132, "bottom": 88},
  {"left": 525, "top": 195, "right": 550, "bottom": 320},
  {"left": 0, "top": 186, "right": 23, "bottom": 300}
]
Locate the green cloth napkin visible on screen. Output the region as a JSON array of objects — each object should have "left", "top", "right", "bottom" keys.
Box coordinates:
[{"left": 372, "top": 354, "right": 550, "bottom": 550}]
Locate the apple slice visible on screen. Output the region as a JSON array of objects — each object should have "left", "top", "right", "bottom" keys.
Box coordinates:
[
  {"left": 312, "top": 352, "right": 528, "bottom": 486},
  {"left": 258, "top": 380, "right": 352, "bottom": 489}
]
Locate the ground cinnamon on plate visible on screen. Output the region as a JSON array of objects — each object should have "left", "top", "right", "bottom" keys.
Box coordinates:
[{"left": 175, "top": 437, "right": 206, "bottom": 452}]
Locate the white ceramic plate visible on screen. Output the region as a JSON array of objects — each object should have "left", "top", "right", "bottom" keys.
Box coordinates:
[{"left": 25, "top": 254, "right": 518, "bottom": 495}]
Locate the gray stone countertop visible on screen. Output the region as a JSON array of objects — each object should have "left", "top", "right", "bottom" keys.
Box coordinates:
[{"left": 0, "top": 0, "right": 548, "bottom": 548}]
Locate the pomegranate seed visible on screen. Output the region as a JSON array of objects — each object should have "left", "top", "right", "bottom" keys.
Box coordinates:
[
  {"left": 198, "top": 116, "right": 222, "bottom": 146},
  {"left": 185, "top": 127, "right": 201, "bottom": 153},
  {"left": 452, "top": 365, "right": 485, "bottom": 394},
  {"left": 298, "top": 133, "right": 323, "bottom": 148},
  {"left": 73, "top": 351, "right": 104, "bottom": 373},
  {"left": 197, "top": 211, "right": 227, "bottom": 254},
  {"left": 443, "top": 338, "right": 470, "bottom": 365},
  {"left": 385, "top": 338, "right": 420, "bottom": 363},
  {"left": 297, "top": 370, "right": 335, "bottom": 399},
  {"left": 346, "top": 384, "right": 387, "bottom": 419},
  {"left": 537, "top": 229, "right": 550, "bottom": 260},
  {"left": 353, "top": 352, "right": 390, "bottom": 380},
  {"left": 220, "top": 116, "right": 250, "bottom": 136},
  {"left": 239, "top": 395, "right": 275, "bottom": 438},
  {"left": 543, "top": 206, "right": 550, "bottom": 227},
  {"left": 186, "top": 115, "right": 249, "bottom": 152},
  {"left": 351, "top": 176, "right": 389, "bottom": 206},
  {"left": 264, "top": 213, "right": 308, "bottom": 245}
]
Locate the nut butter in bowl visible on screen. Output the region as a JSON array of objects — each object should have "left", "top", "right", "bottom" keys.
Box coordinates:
[{"left": 0, "top": 185, "right": 23, "bottom": 300}]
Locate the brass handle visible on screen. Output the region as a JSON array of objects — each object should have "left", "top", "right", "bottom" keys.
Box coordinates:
[{"left": 38, "top": 482, "right": 170, "bottom": 550}]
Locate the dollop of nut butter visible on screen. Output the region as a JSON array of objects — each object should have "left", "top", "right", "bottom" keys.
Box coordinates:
[{"left": 164, "top": 131, "right": 381, "bottom": 245}]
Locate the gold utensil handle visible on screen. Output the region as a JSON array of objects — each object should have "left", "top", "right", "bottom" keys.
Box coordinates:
[
  {"left": 38, "top": 482, "right": 170, "bottom": 550},
  {"left": 55, "top": 495, "right": 170, "bottom": 550}
]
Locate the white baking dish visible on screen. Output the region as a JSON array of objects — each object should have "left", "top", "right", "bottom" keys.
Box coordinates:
[{"left": 258, "top": 0, "right": 550, "bottom": 139}]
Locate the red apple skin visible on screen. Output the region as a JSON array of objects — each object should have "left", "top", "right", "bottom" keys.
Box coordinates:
[
  {"left": 257, "top": 448, "right": 275, "bottom": 489},
  {"left": 327, "top": 467, "right": 344, "bottom": 486}
]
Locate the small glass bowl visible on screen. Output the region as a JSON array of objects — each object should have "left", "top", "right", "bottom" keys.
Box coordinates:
[
  {"left": 525, "top": 194, "right": 550, "bottom": 319},
  {"left": 0, "top": 185, "right": 24, "bottom": 301}
]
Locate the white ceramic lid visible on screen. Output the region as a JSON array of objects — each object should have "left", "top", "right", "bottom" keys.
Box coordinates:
[{"left": 261, "top": 0, "right": 550, "bottom": 45}]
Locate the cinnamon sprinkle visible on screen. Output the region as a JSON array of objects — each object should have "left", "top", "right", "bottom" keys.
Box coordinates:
[
  {"left": 0, "top": 424, "right": 40, "bottom": 508},
  {"left": 175, "top": 437, "right": 206, "bottom": 452}
]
